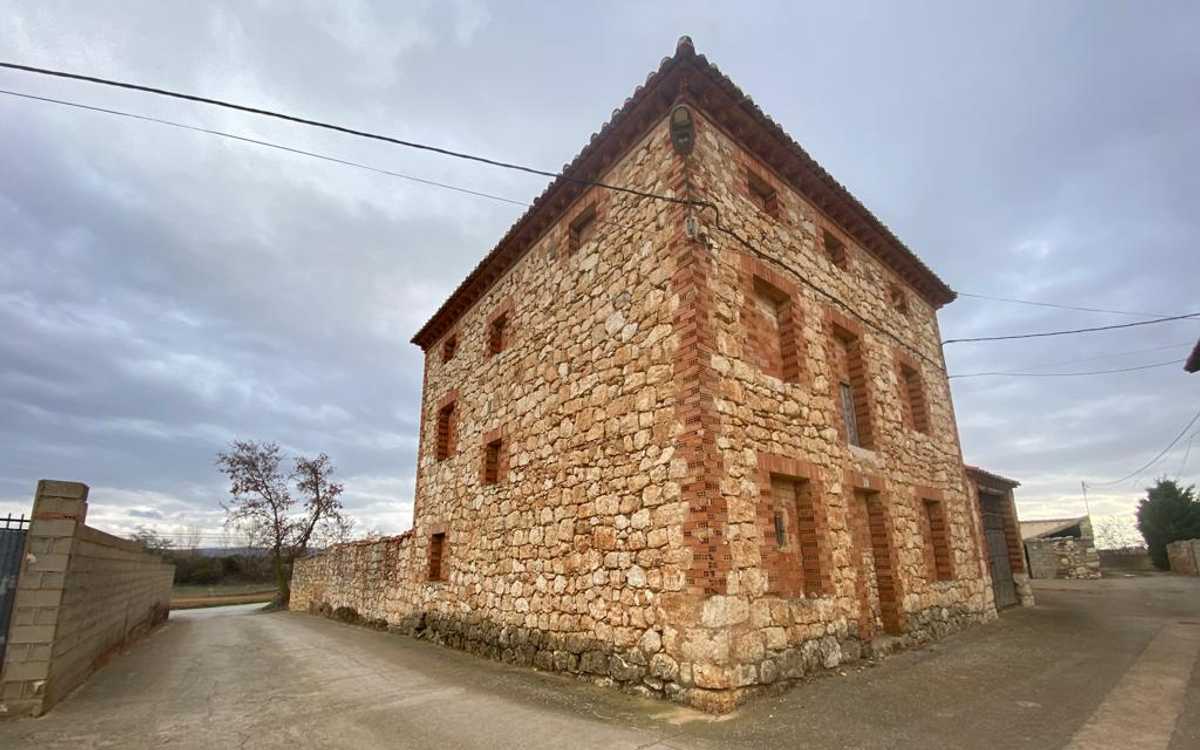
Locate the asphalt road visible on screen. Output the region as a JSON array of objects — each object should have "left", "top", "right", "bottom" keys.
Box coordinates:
[{"left": 2, "top": 576, "right": 1197, "bottom": 749}]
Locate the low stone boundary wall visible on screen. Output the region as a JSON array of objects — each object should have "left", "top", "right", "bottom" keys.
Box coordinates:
[
  {"left": 0, "top": 481, "right": 174, "bottom": 718},
  {"left": 1025, "top": 537, "right": 1101, "bottom": 579},
  {"left": 1167, "top": 539, "right": 1200, "bottom": 576}
]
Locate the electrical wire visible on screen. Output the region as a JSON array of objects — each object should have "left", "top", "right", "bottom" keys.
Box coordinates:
[
  {"left": 1089, "top": 406, "right": 1200, "bottom": 487},
  {"left": 993, "top": 341, "right": 1194, "bottom": 371},
  {"left": 2, "top": 61, "right": 1188, "bottom": 363},
  {"left": 0, "top": 60, "right": 696, "bottom": 209},
  {"left": 0, "top": 88, "right": 531, "bottom": 206},
  {"left": 955, "top": 291, "right": 1181, "bottom": 319},
  {"left": 942, "top": 312, "right": 1200, "bottom": 345},
  {"left": 948, "top": 358, "right": 1185, "bottom": 380}
]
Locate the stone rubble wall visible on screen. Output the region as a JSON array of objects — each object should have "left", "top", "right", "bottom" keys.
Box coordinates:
[
  {"left": 1167, "top": 539, "right": 1200, "bottom": 576},
  {"left": 1025, "top": 537, "right": 1102, "bottom": 579},
  {"left": 1, "top": 481, "right": 173, "bottom": 718},
  {"left": 293, "top": 104, "right": 997, "bottom": 713}
]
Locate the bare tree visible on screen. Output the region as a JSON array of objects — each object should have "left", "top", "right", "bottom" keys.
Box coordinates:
[
  {"left": 179, "top": 523, "right": 203, "bottom": 555},
  {"left": 216, "top": 440, "right": 349, "bottom": 605},
  {"left": 131, "top": 526, "right": 174, "bottom": 553}
]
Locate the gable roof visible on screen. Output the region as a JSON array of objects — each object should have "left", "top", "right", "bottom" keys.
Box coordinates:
[
  {"left": 411, "top": 36, "right": 956, "bottom": 349},
  {"left": 1020, "top": 517, "right": 1087, "bottom": 540},
  {"left": 966, "top": 464, "right": 1021, "bottom": 491}
]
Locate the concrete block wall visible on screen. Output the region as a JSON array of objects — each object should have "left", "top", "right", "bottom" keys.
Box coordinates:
[
  {"left": 1167, "top": 539, "right": 1200, "bottom": 576},
  {"left": 0, "top": 481, "right": 174, "bottom": 718}
]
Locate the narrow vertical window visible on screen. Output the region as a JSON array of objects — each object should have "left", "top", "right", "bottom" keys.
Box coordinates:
[
  {"left": 442, "top": 334, "right": 457, "bottom": 363},
  {"left": 899, "top": 361, "right": 930, "bottom": 434},
  {"left": 823, "top": 230, "right": 848, "bottom": 270},
  {"left": 923, "top": 500, "right": 954, "bottom": 581},
  {"left": 747, "top": 170, "right": 780, "bottom": 220},
  {"left": 747, "top": 275, "right": 800, "bottom": 382},
  {"left": 436, "top": 401, "right": 455, "bottom": 461},
  {"left": 489, "top": 313, "right": 507, "bottom": 356},
  {"left": 773, "top": 510, "right": 787, "bottom": 547},
  {"left": 889, "top": 283, "right": 909, "bottom": 314},
  {"left": 483, "top": 437, "right": 503, "bottom": 485},
  {"left": 830, "top": 322, "right": 874, "bottom": 449},
  {"left": 569, "top": 205, "right": 596, "bottom": 254},
  {"left": 428, "top": 532, "right": 446, "bottom": 581},
  {"left": 840, "top": 382, "right": 861, "bottom": 447}
]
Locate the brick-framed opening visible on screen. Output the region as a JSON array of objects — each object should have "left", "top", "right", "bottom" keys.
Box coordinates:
[
  {"left": 740, "top": 255, "right": 805, "bottom": 384},
  {"left": 745, "top": 167, "right": 781, "bottom": 221},
  {"left": 486, "top": 299, "right": 514, "bottom": 357},
  {"left": 480, "top": 426, "right": 508, "bottom": 485},
  {"left": 827, "top": 310, "right": 874, "bottom": 449},
  {"left": 434, "top": 390, "right": 458, "bottom": 462},
  {"left": 974, "top": 480, "right": 1026, "bottom": 576},
  {"left": 915, "top": 487, "right": 955, "bottom": 582},
  {"left": 846, "top": 471, "right": 905, "bottom": 637},
  {"left": 428, "top": 530, "right": 447, "bottom": 581},
  {"left": 756, "top": 453, "right": 832, "bottom": 597},
  {"left": 441, "top": 332, "right": 458, "bottom": 363},
  {"left": 568, "top": 203, "right": 598, "bottom": 254},
  {"left": 822, "top": 227, "right": 849, "bottom": 270},
  {"left": 895, "top": 352, "right": 930, "bottom": 434}
]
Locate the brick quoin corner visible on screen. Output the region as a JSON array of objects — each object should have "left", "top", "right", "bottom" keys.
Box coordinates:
[{"left": 291, "top": 37, "right": 1003, "bottom": 713}]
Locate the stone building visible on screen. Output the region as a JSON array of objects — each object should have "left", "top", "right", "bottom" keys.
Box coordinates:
[
  {"left": 966, "top": 466, "right": 1034, "bottom": 608},
  {"left": 1020, "top": 516, "right": 1102, "bottom": 580},
  {"left": 293, "top": 37, "right": 1003, "bottom": 712}
]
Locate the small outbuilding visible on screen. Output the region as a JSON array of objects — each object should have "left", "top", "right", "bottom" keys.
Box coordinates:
[
  {"left": 966, "top": 466, "right": 1034, "bottom": 608},
  {"left": 1020, "top": 516, "right": 1102, "bottom": 579}
]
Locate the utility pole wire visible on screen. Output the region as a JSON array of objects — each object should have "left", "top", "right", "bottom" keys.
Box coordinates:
[
  {"left": 956, "top": 291, "right": 1182, "bottom": 319},
  {"left": 948, "top": 358, "right": 1185, "bottom": 380},
  {"left": 943, "top": 313, "right": 1200, "bottom": 345},
  {"left": 1088, "top": 406, "right": 1200, "bottom": 487},
  {"left": 0, "top": 88, "right": 531, "bottom": 206}
]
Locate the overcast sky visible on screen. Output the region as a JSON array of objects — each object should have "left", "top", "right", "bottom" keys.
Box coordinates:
[{"left": 1, "top": 1, "right": 1197, "bottom": 545}]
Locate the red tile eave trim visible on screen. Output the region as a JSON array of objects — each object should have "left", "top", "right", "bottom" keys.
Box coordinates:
[
  {"left": 411, "top": 38, "right": 956, "bottom": 350},
  {"left": 1185, "top": 340, "right": 1200, "bottom": 373},
  {"left": 965, "top": 465, "right": 1021, "bottom": 489}
]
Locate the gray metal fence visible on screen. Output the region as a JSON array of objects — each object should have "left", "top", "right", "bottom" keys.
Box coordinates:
[{"left": 0, "top": 513, "right": 30, "bottom": 666}]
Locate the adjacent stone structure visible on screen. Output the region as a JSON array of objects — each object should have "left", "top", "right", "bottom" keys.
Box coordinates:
[
  {"left": 966, "top": 466, "right": 1033, "bottom": 608},
  {"left": 1021, "top": 517, "right": 1101, "bottom": 580},
  {"left": 293, "top": 38, "right": 1002, "bottom": 712},
  {"left": 1167, "top": 539, "right": 1200, "bottom": 576},
  {"left": 0, "top": 481, "right": 174, "bottom": 718}
]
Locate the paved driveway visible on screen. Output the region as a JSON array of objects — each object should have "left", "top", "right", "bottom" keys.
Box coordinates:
[{"left": 2, "top": 576, "right": 1198, "bottom": 749}]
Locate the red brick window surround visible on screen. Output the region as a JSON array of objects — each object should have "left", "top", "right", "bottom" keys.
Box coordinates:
[
  {"left": 823, "top": 229, "right": 848, "bottom": 270},
  {"left": 428, "top": 532, "right": 446, "bottom": 581},
  {"left": 828, "top": 312, "right": 874, "bottom": 449},
  {"left": 741, "top": 256, "right": 804, "bottom": 384},
  {"left": 746, "top": 169, "right": 780, "bottom": 220},
  {"left": 481, "top": 427, "right": 507, "bottom": 485},
  {"left": 896, "top": 355, "right": 930, "bottom": 434},
  {"left": 442, "top": 333, "right": 458, "bottom": 363},
  {"left": 919, "top": 494, "right": 955, "bottom": 582},
  {"left": 486, "top": 300, "right": 513, "bottom": 357},
  {"left": 434, "top": 391, "right": 458, "bottom": 461},
  {"left": 757, "top": 454, "right": 831, "bottom": 598},
  {"left": 568, "top": 204, "right": 597, "bottom": 254}
]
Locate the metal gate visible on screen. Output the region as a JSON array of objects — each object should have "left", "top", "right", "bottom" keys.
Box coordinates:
[
  {"left": 0, "top": 513, "right": 30, "bottom": 665},
  {"left": 981, "top": 499, "right": 1018, "bottom": 609}
]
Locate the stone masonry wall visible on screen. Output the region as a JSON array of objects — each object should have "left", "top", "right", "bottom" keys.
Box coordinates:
[
  {"left": 660, "top": 110, "right": 994, "bottom": 701},
  {"left": 296, "top": 115, "right": 696, "bottom": 700},
  {"left": 1, "top": 481, "right": 174, "bottom": 718},
  {"left": 1025, "top": 537, "right": 1102, "bottom": 579},
  {"left": 1166, "top": 539, "right": 1200, "bottom": 576},
  {"left": 293, "top": 103, "right": 996, "bottom": 712}
]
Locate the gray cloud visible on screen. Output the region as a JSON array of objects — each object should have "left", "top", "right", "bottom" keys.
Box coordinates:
[{"left": 1, "top": 1, "right": 1197, "bottom": 540}]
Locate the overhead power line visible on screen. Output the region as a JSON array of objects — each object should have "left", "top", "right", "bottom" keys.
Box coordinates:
[
  {"left": 0, "top": 88, "right": 530, "bottom": 206},
  {"left": 0, "top": 60, "right": 696, "bottom": 209},
  {"left": 1089, "top": 406, "right": 1200, "bottom": 487},
  {"left": 0, "top": 68, "right": 947, "bottom": 371},
  {"left": 956, "top": 291, "right": 1182, "bottom": 319},
  {"left": 942, "top": 312, "right": 1200, "bottom": 345},
  {"left": 948, "top": 358, "right": 1185, "bottom": 380},
  {"left": 2, "top": 60, "right": 1185, "bottom": 362}
]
